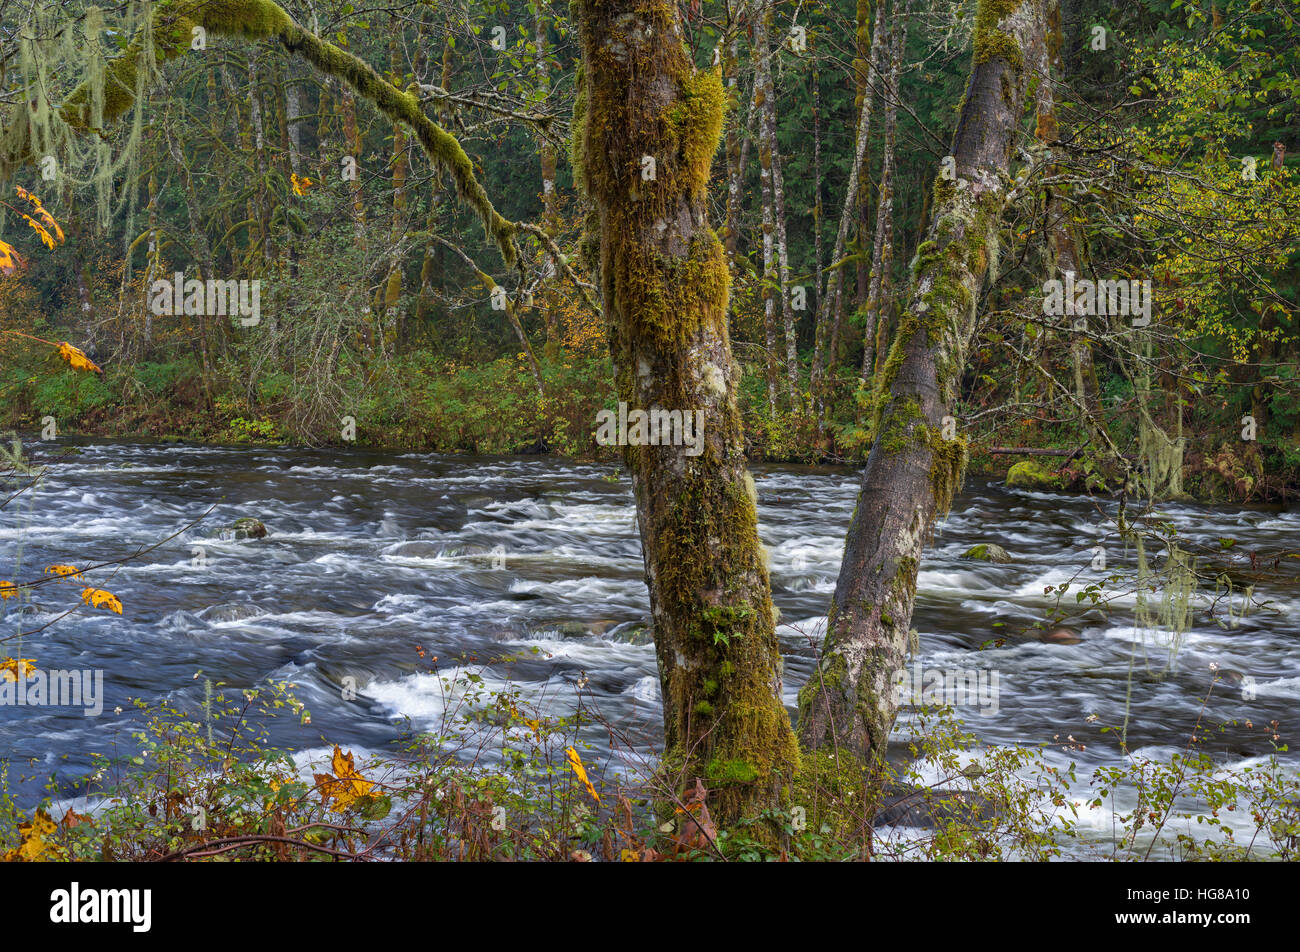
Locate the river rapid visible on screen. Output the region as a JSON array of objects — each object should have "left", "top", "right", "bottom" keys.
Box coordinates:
[{"left": 2, "top": 439, "right": 1297, "bottom": 857}]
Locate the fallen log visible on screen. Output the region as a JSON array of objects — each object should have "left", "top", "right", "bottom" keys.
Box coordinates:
[{"left": 985, "top": 447, "right": 1138, "bottom": 460}]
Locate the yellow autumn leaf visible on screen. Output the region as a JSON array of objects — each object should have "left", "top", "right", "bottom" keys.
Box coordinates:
[
  {"left": 313, "top": 745, "right": 374, "bottom": 812},
  {"left": 0, "top": 580, "right": 15, "bottom": 600},
  {"left": 35, "top": 208, "right": 63, "bottom": 243},
  {"left": 44, "top": 564, "right": 83, "bottom": 581},
  {"left": 506, "top": 699, "right": 544, "bottom": 739},
  {"left": 0, "top": 658, "right": 37, "bottom": 682},
  {"left": 2, "top": 809, "right": 58, "bottom": 862},
  {"left": 15, "top": 188, "right": 63, "bottom": 243},
  {"left": 23, "top": 215, "right": 54, "bottom": 250},
  {"left": 80, "top": 587, "right": 123, "bottom": 614},
  {"left": 291, "top": 173, "right": 314, "bottom": 196},
  {"left": 57, "top": 341, "right": 102, "bottom": 374},
  {"left": 566, "top": 746, "right": 600, "bottom": 804},
  {"left": 0, "top": 240, "right": 24, "bottom": 275}
]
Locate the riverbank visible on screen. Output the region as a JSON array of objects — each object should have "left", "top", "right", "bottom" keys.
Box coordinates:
[{"left": 2, "top": 350, "right": 1295, "bottom": 504}]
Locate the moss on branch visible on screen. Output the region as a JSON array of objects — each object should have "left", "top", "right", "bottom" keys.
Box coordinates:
[{"left": 4, "top": 0, "right": 516, "bottom": 265}]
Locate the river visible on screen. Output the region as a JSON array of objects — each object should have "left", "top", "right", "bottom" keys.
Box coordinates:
[{"left": 2, "top": 439, "right": 1297, "bottom": 856}]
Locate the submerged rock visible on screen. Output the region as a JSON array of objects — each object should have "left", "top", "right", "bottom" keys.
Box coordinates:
[
  {"left": 555, "top": 621, "right": 591, "bottom": 639},
  {"left": 609, "top": 622, "right": 653, "bottom": 645},
  {"left": 231, "top": 517, "right": 267, "bottom": 539},
  {"left": 200, "top": 602, "right": 265, "bottom": 624},
  {"left": 871, "top": 784, "right": 1004, "bottom": 829},
  {"left": 385, "top": 541, "right": 444, "bottom": 559},
  {"left": 961, "top": 543, "right": 1013, "bottom": 563},
  {"left": 1040, "top": 626, "right": 1082, "bottom": 645}
]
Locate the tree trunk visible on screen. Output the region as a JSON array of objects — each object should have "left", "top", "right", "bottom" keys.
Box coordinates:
[
  {"left": 535, "top": 0, "right": 563, "bottom": 358},
  {"left": 810, "top": 27, "right": 824, "bottom": 363},
  {"left": 751, "top": 0, "right": 797, "bottom": 401},
  {"left": 853, "top": 0, "right": 873, "bottom": 314},
  {"left": 861, "top": 5, "right": 906, "bottom": 383},
  {"left": 752, "top": 0, "right": 781, "bottom": 414},
  {"left": 1037, "top": 3, "right": 1101, "bottom": 427},
  {"left": 810, "top": 0, "right": 886, "bottom": 432},
  {"left": 799, "top": 0, "right": 1047, "bottom": 764},
  {"left": 375, "top": 34, "right": 410, "bottom": 355},
  {"left": 573, "top": 0, "right": 798, "bottom": 824}
]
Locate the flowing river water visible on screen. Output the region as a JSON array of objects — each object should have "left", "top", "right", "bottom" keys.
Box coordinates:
[{"left": 3, "top": 439, "right": 1298, "bottom": 856}]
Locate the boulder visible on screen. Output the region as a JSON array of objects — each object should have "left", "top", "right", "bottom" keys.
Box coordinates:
[
  {"left": 961, "top": 543, "right": 1013, "bottom": 563},
  {"left": 1005, "top": 460, "right": 1065, "bottom": 491},
  {"left": 231, "top": 517, "right": 267, "bottom": 539},
  {"left": 1040, "top": 626, "right": 1082, "bottom": 645}
]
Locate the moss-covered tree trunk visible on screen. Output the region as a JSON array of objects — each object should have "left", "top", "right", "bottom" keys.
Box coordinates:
[
  {"left": 798, "top": 0, "right": 1046, "bottom": 762},
  {"left": 572, "top": 0, "right": 799, "bottom": 824}
]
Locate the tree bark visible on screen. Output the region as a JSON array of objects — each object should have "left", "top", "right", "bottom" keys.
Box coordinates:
[
  {"left": 752, "top": 0, "right": 781, "bottom": 414},
  {"left": 799, "top": 0, "right": 1047, "bottom": 763},
  {"left": 810, "top": 0, "right": 886, "bottom": 432},
  {"left": 751, "top": 0, "right": 797, "bottom": 401},
  {"left": 861, "top": 8, "right": 905, "bottom": 383},
  {"left": 853, "top": 0, "right": 873, "bottom": 314},
  {"left": 535, "top": 0, "right": 563, "bottom": 358},
  {"left": 573, "top": 0, "right": 798, "bottom": 824}
]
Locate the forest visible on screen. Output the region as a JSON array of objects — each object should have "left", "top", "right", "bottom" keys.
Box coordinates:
[{"left": 0, "top": 0, "right": 1297, "bottom": 870}]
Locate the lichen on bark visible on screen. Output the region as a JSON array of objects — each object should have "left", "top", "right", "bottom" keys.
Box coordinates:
[
  {"left": 573, "top": 0, "right": 798, "bottom": 827},
  {"left": 799, "top": 0, "right": 1046, "bottom": 769}
]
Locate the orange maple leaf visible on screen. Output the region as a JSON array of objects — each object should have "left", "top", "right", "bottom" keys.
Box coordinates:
[{"left": 313, "top": 746, "right": 374, "bottom": 812}]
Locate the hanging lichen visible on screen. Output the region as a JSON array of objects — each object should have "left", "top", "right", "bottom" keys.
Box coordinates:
[
  {"left": 2, "top": 0, "right": 516, "bottom": 265},
  {"left": 4, "top": 2, "right": 155, "bottom": 233},
  {"left": 1127, "top": 328, "right": 1185, "bottom": 500},
  {"left": 1118, "top": 528, "right": 1197, "bottom": 751}
]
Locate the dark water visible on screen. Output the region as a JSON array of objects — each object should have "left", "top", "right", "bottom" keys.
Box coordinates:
[{"left": 2, "top": 439, "right": 1297, "bottom": 853}]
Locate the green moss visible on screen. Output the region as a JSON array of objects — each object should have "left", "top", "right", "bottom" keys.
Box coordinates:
[
  {"left": 570, "top": 63, "right": 589, "bottom": 194},
  {"left": 1005, "top": 459, "right": 1065, "bottom": 490},
  {"left": 913, "top": 239, "right": 942, "bottom": 275},
  {"left": 694, "top": 700, "right": 715, "bottom": 717},
  {"left": 974, "top": 30, "right": 1024, "bottom": 72},
  {"left": 961, "top": 543, "right": 1012, "bottom": 562},
  {"left": 706, "top": 757, "right": 759, "bottom": 784},
  {"left": 609, "top": 229, "right": 730, "bottom": 351},
  {"left": 876, "top": 397, "right": 925, "bottom": 455},
  {"left": 665, "top": 67, "right": 725, "bottom": 197},
  {"left": 972, "top": 0, "right": 1025, "bottom": 74},
  {"left": 791, "top": 749, "right": 868, "bottom": 839},
  {"left": 929, "top": 428, "right": 968, "bottom": 517}
]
